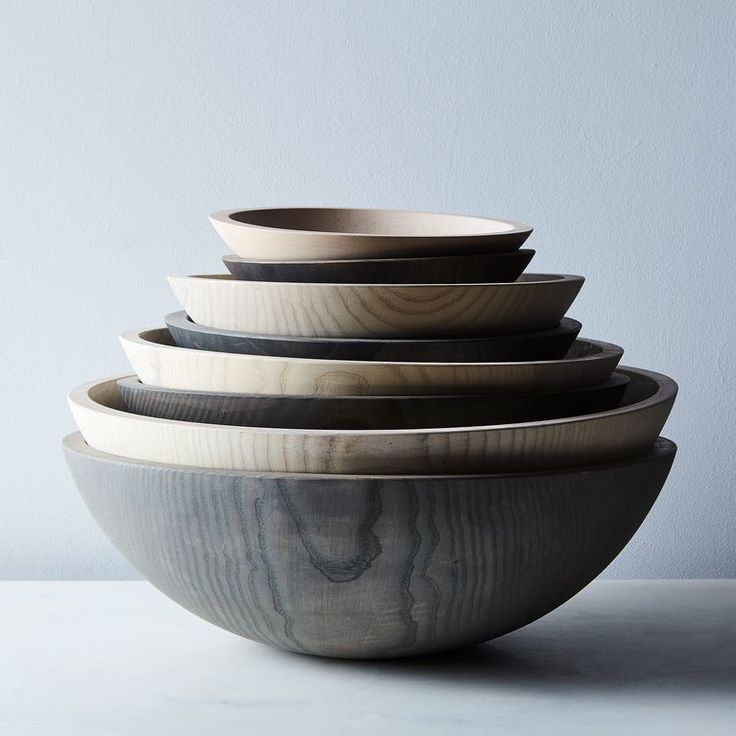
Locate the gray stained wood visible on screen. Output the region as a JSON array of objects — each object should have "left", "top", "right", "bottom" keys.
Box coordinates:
[
  {"left": 64, "top": 433, "right": 676, "bottom": 659},
  {"left": 117, "top": 374, "right": 629, "bottom": 429},
  {"left": 165, "top": 311, "right": 582, "bottom": 362},
  {"left": 221, "top": 249, "right": 535, "bottom": 284}
]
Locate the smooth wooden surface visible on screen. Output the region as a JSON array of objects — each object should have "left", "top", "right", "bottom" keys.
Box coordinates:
[
  {"left": 210, "top": 207, "right": 533, "bottom": 260},
  {"left": 222, "top": 249, "right": 535, "bottom": 283},
  {"left": 6, "top": 580, "right": 735, "bottom": 733},
  {"left": 69, "top": 367, "right": 676, "bottom": 474},
  {"left": 168, "top": 273, "right": 584, "bottom": 338},
  {"left": 64, "top": 433, "right": 676, "bottom": 658},
  {"left": 122, "top": 328, "right": 623, "bottom": 396},
  {"left": 117, "top": 373, "right": 629, "bottom": 429},
  {"left": 166, "top": 311, "right": 582, "bottom": 362}
]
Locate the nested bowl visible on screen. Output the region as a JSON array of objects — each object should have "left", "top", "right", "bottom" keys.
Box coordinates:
[
  {"left": 167, "top": 273, "right": 584, "bottom": 338},
  {"left": 210, "top": 207, "right": 533, "bottom": 261},
  {"left": 117, "top": 373, "right": 629, "bottom": 429},
  {"left": 166, "top": 311, "right": 582, "bottom": 362},
  {"left": 64, "top": 432, "right": 676, "bottom": 658},
  {"left": 221, "top": 249, "right": 535, "bottom": 284},
  {"left": 69, "top": 366, "right": 675, "bottom": 474},
  {"left": 121, "top": 328, "right": 622, "bottom": 396}
]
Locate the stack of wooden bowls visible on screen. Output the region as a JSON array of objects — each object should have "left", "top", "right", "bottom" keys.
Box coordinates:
[{"left": 65, "top": 207, "right": 678, "bottom": 659}]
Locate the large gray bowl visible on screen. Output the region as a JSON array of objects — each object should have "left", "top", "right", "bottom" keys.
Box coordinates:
[{"left": 64, "top": 433, "right": 676, "bottom": 659}]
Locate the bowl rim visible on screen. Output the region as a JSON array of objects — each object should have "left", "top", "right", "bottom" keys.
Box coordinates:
[
  {"left": 209, "top": 207, "right": 534, "bottom": 240},
  {"left": 124, "top": 327, "right": 623, "bottom": 370},
  {"left": 168, "top": 272, "right": 584, "bottom": 290},
  {"left": 64, "top": 431, "right": 676, "bottom": 480},
  {"left": 70, "top": 365, "right": 676, "bottom": 438},
  {"left": 164, "top": 310, "right": 583, "bottom": 347},
  {"left": 221, "top": 248, "right": 536, "bottom": 268}
]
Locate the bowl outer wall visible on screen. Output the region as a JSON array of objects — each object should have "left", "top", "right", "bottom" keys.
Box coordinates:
[{"left": 64, "top": 433, "right": 676, "bottom": 659}]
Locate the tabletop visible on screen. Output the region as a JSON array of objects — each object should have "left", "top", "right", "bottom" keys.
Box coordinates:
[{"left": 0, "top": 580, "right": 734, "bottom": 735}]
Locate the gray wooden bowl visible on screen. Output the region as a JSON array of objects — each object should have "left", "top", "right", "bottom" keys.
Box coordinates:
[
  {"left": 210, "top": 207, "right": 533, "bottom": 261},
  {"left": 117, "top": 374, "right": 629, "bottom": 429},
  {"left": 64, "top": 432, "right": 676, "bottom": 659},
  {"left": 222, "top": 249, "right": 535, "bottom": 284},
  {"left": 165, "top": 311, "right": 582, "bottom": 362}
]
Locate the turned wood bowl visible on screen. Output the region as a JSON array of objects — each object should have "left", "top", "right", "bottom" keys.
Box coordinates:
[
  {"left": 117, "top": 373, "right": 629, "bottom": 429},
  {"left": 165, "top": 311, "right": 582, "bottom": 362},
  {"left": 168, "top": 273, "right": 584, "bottom": 338},
  {"left": 209, "top": 207, "right": 533, "bottom": 261},
  {"left": 69, "top": 366, "right": 676, "bottom": 474},
  {"left": 221, "top": 249, "right": 535, "bottom": 284},
  {"left": 64, "top": 432, "right": 676, "bottom": 658},
  {"left": 121, "top": 328, "right": 623, "bottom": 396}
]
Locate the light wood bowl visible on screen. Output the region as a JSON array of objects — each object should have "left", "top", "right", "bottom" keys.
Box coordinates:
[
  {"left": 168, "top": 273, "right": 585, "bottom": 338},
  {"left": 209, "top": 207, "right": 533, "bottom": 261},
  {"left": 64, "top": 431, "right": 676, "bottom": 658},
  {"left": 165, "top": 311, "right": 582, "bottom": 362},
  {"left": 222, "top": 249, "right": 535, "bottom": 283},
  {"left": 68, "top": 366, "right": 676, "bottom": 474},
  {"left": 121, "top": 328, "right": 623, "bottom": 396},
  {"left": 117, "top": 373, "right": 629, "bottom": 429}
]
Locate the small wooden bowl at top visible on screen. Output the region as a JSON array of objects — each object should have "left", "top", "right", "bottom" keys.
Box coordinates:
[
  {"left": 168, "top": 273, "right": 584, "bottom": 338},
  {"left": 68, "top": 366, "right": 676, "bottom": 474},
  {"left": 165, "top": 311, "right": 582, "bottom": 362},
  {"left": 121, "top": 328, "right": 623, "bottom": 396},
  {"left": 64, "top": 431, "right": 676, "bottom": 658},
  {"left": 117, "top": 373, "right": 630, "bottom": 430},
  {"left": 209, "top": 207, "right": 533, "bottom": 261},
  {"left": 221, "top": 249, "right": 535, "bottom": 284}
]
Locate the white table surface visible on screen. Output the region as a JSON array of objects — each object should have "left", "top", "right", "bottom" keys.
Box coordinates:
[{"left": 0, "top": 580, "right": 733, "bottom": 735}]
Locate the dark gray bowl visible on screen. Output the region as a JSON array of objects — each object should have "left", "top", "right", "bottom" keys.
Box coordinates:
[
  {"left": 117, "top": 373, "right": 629, "bottom": 429},
  {"left": 222, "top": 249, "right": 535, "bottom": 284},
  {"left": 64, "top": 433, "right": 676, "bottom": 659},
  {"left": 165, "top": 311, "right": 582, "bottom": 362}
]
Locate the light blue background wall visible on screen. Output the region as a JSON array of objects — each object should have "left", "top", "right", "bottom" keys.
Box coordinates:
[{"left": 0, "top": 0, "right": 733, "bottom": 578}]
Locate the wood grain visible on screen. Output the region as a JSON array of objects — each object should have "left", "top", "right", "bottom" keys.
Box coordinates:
[
  {"left": 69, "top": 367, "right": 676, "bottom": 474},
  {"left": 222, "top": 249, "right": 535, "bottom": 283},
  {"left": 121, "top": 328, "right": 623, "bottom": 396},
  {"left": 64, "top": 432, "right": 676, "bottom": 658},
  {"left": 168, "top": 273, "right": 585, "bottom": 338},
  {"left": 117, "top": 373, "right": 629, "bottom": 429},
  {"left": 210, "top": 207, "right": 533, "bottom": 261},
  {"left": 166, "top": 311, "right": 582, "bottom": 362}
]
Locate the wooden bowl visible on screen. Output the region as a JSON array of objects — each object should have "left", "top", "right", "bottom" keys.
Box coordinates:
[
  {"left": 167, "top": 273, "right": 585, "bottom": 338},
  {"left": 165, "top": 311, "right": 582, "bottom": 362},
  {"left": 117, "top": 373, "right": 630, "bottom": 429},
  {"left": 64, "top": 431, "right": 676, "bottom": 658},
  {"left": 209, "top": 207, "right": 533, "bottom": 261},
  {"left": 121, "top": 328, "right": 623, "bottom": 396},
  {"left": 69, "top": 366, "right": 676, "bottom": 474},
  {"left": 222, "top": 249, "right": 535, "bottom": 284}
]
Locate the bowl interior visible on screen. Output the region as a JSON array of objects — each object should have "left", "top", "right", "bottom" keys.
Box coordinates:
[{"left": 227, "top": 208, "right": 521, "bottom": 236}]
